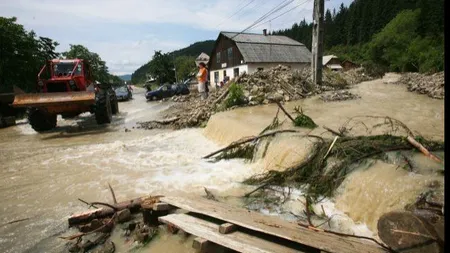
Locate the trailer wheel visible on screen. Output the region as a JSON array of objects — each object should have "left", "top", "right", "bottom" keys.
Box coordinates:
[
  {"left": 111, "top": 95, "right": 119, "bottom": 115},
  {"left": 28, "top": 108, "right": 57, "bottom": 132},
  {"left": 95, "top": 92, "right": 112, "bottom": 124}
]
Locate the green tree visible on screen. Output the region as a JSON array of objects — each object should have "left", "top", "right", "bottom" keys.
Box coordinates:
[
  {"left": 147, "top": 51, "right": 175, "bottom": 84},
  {"left": 369, "top": 9, "right": 420, "bottom": 71},
  {"left": 174, "top": 56, "right": 196, "bottom": 82},
  {"left": 0, "top": 17, "right": 59, "bottom": 92},
  {"left": 62, "top": 44, "right": 110, "bottom": 83}
]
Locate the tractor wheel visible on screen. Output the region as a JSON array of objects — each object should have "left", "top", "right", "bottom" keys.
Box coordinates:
[
  {"left": 95, "top": 92, "right": 112, "bottom": 124},
  {"left": 28, "top": 108, "right": 57, "bottom": 132},
  {"left": 111, "top": 95, "right": 119, "bottom": 115}
]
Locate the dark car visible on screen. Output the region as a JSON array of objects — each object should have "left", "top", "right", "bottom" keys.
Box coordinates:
[
  {"left": 114, "top": 86, "right": 132, "bottom": 101},
  {"left": 145, "top": 83, "right": 189, "bottom": 101}
]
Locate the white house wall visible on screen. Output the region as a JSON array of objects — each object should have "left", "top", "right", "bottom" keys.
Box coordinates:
[{"left": 209, "top": 64, "right": 248, "bottom": 87}]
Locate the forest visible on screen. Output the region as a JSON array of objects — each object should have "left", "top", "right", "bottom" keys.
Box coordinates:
[
  {"left": 130, "top": 40, "right": 215, "bottom": 85},
  {"left": 273, "top": 0, "right": 444, "bottom": 73},
  {"left": 0, "top": 17, "right": 123, "bottom": 93}
]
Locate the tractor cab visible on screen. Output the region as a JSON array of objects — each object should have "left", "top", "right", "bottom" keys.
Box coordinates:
[{"left": 37, "top": 59, "right": 93, "bottom": 93}]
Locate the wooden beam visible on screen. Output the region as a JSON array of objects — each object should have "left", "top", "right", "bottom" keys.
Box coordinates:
[
  {"left": 159, "top": 213, "right": 305, "bottom": 253},
  {"left": 192, "top": 237, "right": 210, "bottom": 252},
  {"left": 219, "top": 223, "right": 238, "bottom": 234},
  {"left": 153, "top": 203, "right": 173, "bottom": 211},
  {"left": 160, "top": 196, "right": 387, "bottom": 253}
]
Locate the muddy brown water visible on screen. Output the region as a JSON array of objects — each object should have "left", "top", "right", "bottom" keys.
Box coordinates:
[{"left": 0, "top": 75, "right": 444, "bottom": 252}]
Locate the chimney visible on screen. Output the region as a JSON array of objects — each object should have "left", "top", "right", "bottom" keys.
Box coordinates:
[{"left": 263, "top": 29, "right": 267, "bottom": 36}]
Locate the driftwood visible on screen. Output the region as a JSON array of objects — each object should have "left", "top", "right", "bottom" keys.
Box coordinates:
[
  {"left": 202, "top": 129, "right": 298, "bottom": 159},
  {"left": 68, "top": 197, "right": 143, "bottom": 227},
  {"left": 213, "top": 86, "right": 230, "bottom": 106},
  {"left": 275, "top": 101, "right": 296, "bottom": 123},
  {"left": 154, "top": 117, "right": 180, "bottom": 125},
  {"left": 323, "top": 126, "right": 344, "bottom": 137},
  {"left": 108, "top": 183, "right": 117, "bottom": 204},
  {"left": 406, "top": 136, "right": 442, "bottom": 163}
]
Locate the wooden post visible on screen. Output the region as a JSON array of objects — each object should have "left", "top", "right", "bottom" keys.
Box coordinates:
[
  {"left": 219, "top": 223, "right": 238, "bottom": 234},
  {"left": 311, "top": 0, "right": 325, "bottom": 86}
]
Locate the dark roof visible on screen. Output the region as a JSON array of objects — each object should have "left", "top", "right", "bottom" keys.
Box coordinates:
[{"left": 220, "top": 32, "right": 311, "bottom": 63}]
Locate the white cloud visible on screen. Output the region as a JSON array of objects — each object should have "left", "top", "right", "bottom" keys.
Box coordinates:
[{"left": 1, "top": 0, "right": 341, "bottom": 74}]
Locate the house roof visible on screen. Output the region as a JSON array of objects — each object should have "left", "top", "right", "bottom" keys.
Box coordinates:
[
  {"left": 322, "top": 55, "right": 339, "bottom": 65},
  {"left": 327, "top": 64, "right": 343, "bottom": 69},
  {"left": 220, "top": 32, "right": 311, "bottom": 63},
  {"left": 196, "top": 52, "right": 210, "bottom": 61}
]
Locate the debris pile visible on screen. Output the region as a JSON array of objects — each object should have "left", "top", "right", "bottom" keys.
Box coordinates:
[
  {"left": 320, "top": 90, "right": 361, "bottom": 102},
  {"left": 397, "top": 72, "right": 444, "bottom": 99},
  {"left": 138, "top": 65, "right": 373, "bottom": 130}
]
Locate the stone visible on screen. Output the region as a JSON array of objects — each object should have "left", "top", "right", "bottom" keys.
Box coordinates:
[{"left": 116, "top": 209, "right": 131, "bottom": 223}]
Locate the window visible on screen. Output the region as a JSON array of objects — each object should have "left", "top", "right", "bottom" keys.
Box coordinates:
[
  {"left": 214, "top": 71, "right": 219, "bottom": 84},
  {"left": 257, "top": 67, "right": 264, "bottom": 71},
  {"left": 216, "top": 52, "right": 221, "bottom": 64},
  {"left": 223, "top": 70, "right": 227, "bottom": 79},
  {"left": 227, "top": 47, "right": 233, "bottom": 60},
  {"left": 233, "top": 68, "right": 239, "bottom": 78}
]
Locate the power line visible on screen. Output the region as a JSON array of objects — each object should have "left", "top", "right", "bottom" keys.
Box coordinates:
[
  {"left": 231, "top": 0, "right": 295, "bottom": 39},
  {"left": 217, "top": 0, "right": 257, "bottom": 28},
  {"left": 252, "top": 0, "right": 312, "bottom": 30}
]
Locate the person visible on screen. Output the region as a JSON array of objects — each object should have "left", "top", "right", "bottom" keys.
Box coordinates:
[{"left": 196, "top": 62, "right": 208, "bottom": 100}]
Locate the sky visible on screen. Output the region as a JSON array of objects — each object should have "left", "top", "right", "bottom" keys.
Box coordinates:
[{"left": 0, "top": 0, "right": 352, "bottom": 75}]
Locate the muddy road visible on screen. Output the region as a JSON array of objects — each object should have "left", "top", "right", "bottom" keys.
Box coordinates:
[
  {"left": 0, "top": 88, "right": 251, "bottom": 252},
  {"left": 0, "top": 77, "right": 444, "bottom": 253}
]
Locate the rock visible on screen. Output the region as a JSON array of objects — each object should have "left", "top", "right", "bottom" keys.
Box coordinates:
[
  {"left": 320, "top": 90, "right": 361, "bottom": 102},
  {"left": 284, "top": 95, "right": 290, "bottom": 101},
  {"left": 92, "top": 241, "right": 115, "bottom": 253},
  {"left": 243, "top": 89, "right": 250, "bottom": 97},
  {"left": 251, "top": 85, "right": 259, "bottom": 94},
  {"left": 116, "top": 209, "right": 131, "bottom": 223}
]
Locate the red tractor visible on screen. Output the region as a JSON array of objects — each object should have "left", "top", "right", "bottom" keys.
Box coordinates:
[{"left": 12, "top": 59, "right": 119, "bottom": 132}]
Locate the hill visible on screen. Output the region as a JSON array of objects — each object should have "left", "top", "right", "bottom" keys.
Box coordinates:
[
  {"left": 131, "top": 40, "right": 215, "bottom": 84},
  {"left": 273, "top": 0, "right": 443, "bottom": 74},
  {"left": 118, "top": 74, "right": 132, "bottom": 81}
]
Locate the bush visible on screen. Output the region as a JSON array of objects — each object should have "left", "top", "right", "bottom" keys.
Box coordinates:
[{"left": 224, "top": 83, "right": 247, "bottom": 108}]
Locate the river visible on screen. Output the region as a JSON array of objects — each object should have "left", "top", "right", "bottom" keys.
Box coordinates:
[{"left": 0, "top": 75, "right": 444, "bottom": 252}]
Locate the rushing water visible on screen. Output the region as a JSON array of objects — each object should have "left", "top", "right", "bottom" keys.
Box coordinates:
[{"left": 0, "top": 75, "right": 444, "bottom": 252}]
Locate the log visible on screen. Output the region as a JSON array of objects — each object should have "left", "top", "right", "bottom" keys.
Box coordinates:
[
  {"left": 275, "top": 101, "right": 296, "bottom": 123},
  {"left": 377, "top": 211, "right": 442, "bottom": 253},
  {"left": 68, "top": 197, "right": 143, "bottom": 227},
  {"left": 407, "top": 136, "right": 442, "bottom": 163},
  {"left": 213, "top": 87, "right": 230, "bottom": 106},
  {"left": 202, "top": 129, "right": 297, "bottom": 159}
]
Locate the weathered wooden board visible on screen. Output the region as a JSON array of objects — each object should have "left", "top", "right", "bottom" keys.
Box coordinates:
[
  {"left": 160, "top": 196, "right": 387, "bottom": 253},
  {"left": 159, "top": 213, "right": 303, "bottom": 253}
]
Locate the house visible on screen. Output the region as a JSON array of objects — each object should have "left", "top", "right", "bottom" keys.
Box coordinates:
[
  {"left": 208, "top": 30, "right": 311, "bottom": 86},
  {"left": 341, "top": 59, "right": 359, "bottom": 71},
  {"left": 322, "top": 55, "right": 343, "bottom": 71},
  {"left": 195, "top": 52, "right": 210, "bottom": 66}
]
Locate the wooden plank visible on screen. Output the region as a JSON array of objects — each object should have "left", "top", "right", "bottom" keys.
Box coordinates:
[
  {"left": 160, "top": 196, "right": 387, "bottom": 253},
  {"left": 219, "top": 223, "right": 238, "bottom": 234},
  {"left": 193, "top": 237, "right": 210, "bottom": 252},
  {"left": 159, "top": 213, "right": 303, "bottom": 253},
  {"left": 153, "top": 203, "right": 173, "bottom": 211}
]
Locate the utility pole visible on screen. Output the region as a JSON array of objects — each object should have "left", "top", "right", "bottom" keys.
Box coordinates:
[{"left": 311, "top": 0, "right": 325, "bottom": 86}]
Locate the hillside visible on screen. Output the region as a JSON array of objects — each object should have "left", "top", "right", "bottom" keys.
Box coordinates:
[
  {"left": 273, "top": 0, "right": 443, "bottom": 73},
  {"left": 131, "top": 40, "right": 215, "bottom": 84},
  {"left": 118, "top": 74, "right": 132, "bottom": 81}
]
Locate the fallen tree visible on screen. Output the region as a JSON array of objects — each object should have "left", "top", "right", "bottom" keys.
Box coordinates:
[{"left": 206, "top": 112, "right": 444, "bottom": 198}]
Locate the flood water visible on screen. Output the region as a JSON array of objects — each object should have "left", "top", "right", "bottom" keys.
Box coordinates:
[{"left": 0, "top": 75, "right": 445, "bottom": 252}]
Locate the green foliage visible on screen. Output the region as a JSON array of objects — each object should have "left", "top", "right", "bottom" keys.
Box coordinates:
[
  {"left": 147, "top": 51, "right": 175, "bottom": 84},
  {"left": 131, "top": 40, "right": 214, "bottom": 85},
  {"left": 292, "top": 107, "right": 317, "bottom": 129},
  {"left": 275, "top": 0, "right": 443, "bottom": 74},
  {"left": 174, "top": 55, "right": 196, "bottom": 82},
  {"left": 62, "top": 44, "right": 122, "bottom": 84},
  {"left": 224, "top": 83, "right": 246, "bottom": 108},
  {"left": 0, "top": 17, "right": 59, "bottom": 92}
]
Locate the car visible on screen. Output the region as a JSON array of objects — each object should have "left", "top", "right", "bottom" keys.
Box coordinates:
[
  {"left": 114, "top": 86, "right": 132, "bottom": 101},
  {"left": 145, "top": 82, "right": 190, "bottom": 101}
]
